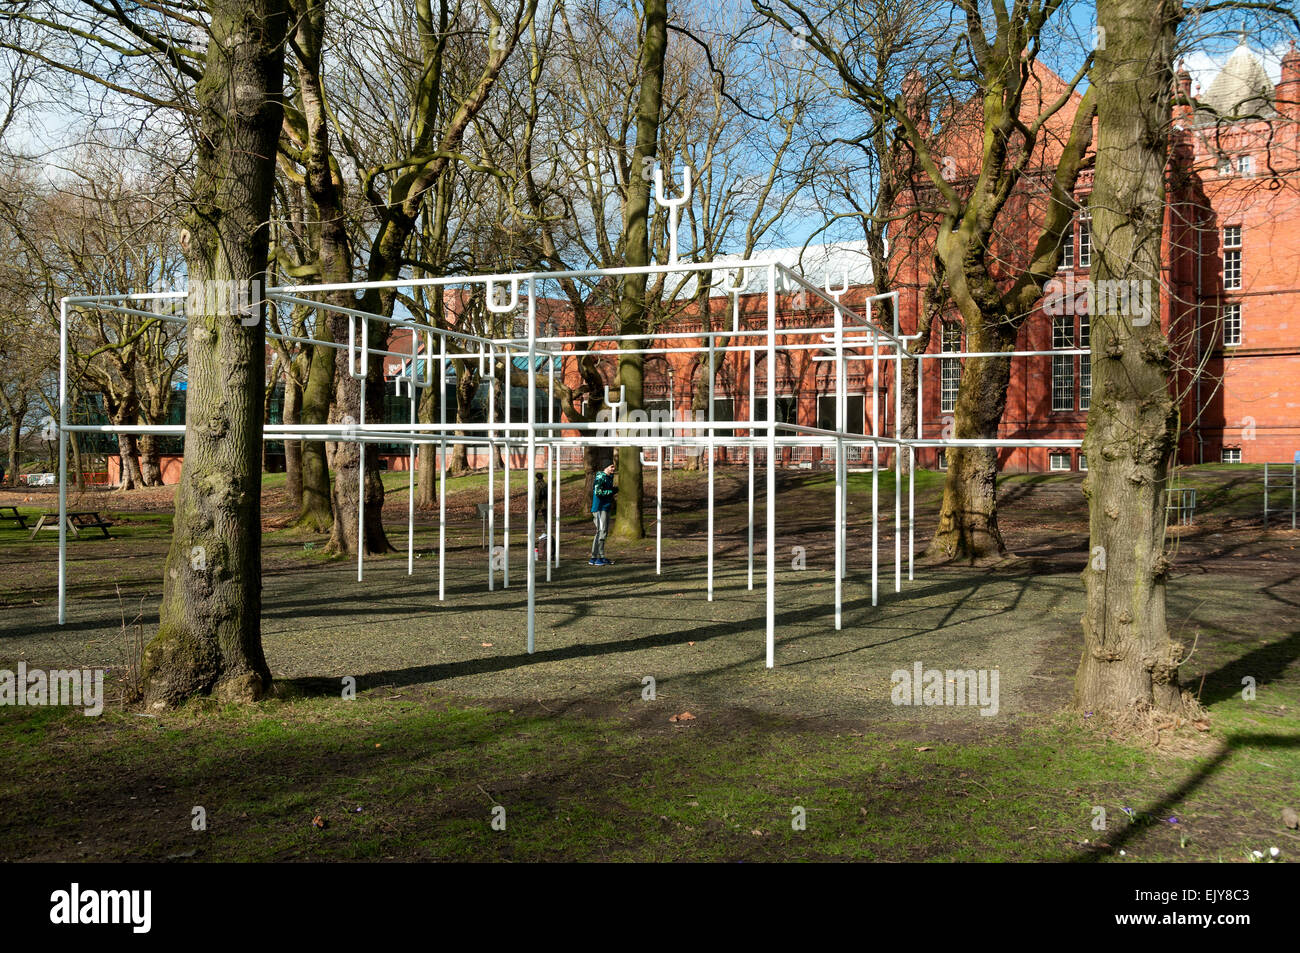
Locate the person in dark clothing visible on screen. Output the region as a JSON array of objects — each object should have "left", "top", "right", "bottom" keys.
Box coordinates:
[{"left": 589, "top": 462, "right": 616, "bottom": 565}]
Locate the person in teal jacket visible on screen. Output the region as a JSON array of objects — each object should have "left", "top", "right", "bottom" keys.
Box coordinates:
[{"left": 589, "top": 462, "right": 616, "bottom": 565}]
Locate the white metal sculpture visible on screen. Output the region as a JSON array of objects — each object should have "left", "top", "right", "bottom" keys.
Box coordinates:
[{"left": 53, "top": 164, "right": 1087, "bottom": 669}]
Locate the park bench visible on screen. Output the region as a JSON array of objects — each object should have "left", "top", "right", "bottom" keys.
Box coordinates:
[
  {"left": 27, "top": 510, "right": 112, "bottom": 540},
  {"left": 0, "top": 505, "right": 28, "bottom": 529}
]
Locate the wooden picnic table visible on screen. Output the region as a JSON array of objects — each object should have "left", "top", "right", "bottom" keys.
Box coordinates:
[
  {"left": 27, "top": 510, "right": 112, "bottom": 540},
  {"left": 0, "top": 505, "right": 28, "bottom": 529}
]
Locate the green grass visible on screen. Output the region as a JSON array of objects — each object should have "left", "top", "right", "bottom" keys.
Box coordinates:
[{"left": 2, "top": 679, "right": 1294, "bottom": 861}]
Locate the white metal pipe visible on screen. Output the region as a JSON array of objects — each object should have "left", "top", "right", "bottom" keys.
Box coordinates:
[
  {"left": 488, "top": 344, "right": 496, "bottom": 592},
  {"left": 657, "top": 445, "right": 663, "bottom": 575},
  {"left": 765, "top": 265, "right": 777, "bottom": 669},
  {"left": 439, "top": 335, "right": 447, "bottom": 601},
  {"left": 357, "top": 365, "right": 366, "bottom": 583},
  {"left": 58, "top": 298, "right": 68, "bottom": 625},
  {"left": 526, "top": 278, "right": 537, "bottom": 654},
  {"left": 747, "top": 348, "right": 755, "bottom": 591}
]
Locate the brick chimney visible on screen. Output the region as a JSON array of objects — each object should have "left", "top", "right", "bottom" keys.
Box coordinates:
[
  {"left": 902, "top": 69, "right": 930, "bottom": 134},
  {"left": 1173, "top": 61, "right": 1194, "bottom": 125}
]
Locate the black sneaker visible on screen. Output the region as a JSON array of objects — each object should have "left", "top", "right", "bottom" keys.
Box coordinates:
[
  {"left": 596, "top": 558, "right": 613, "bottom": 566},
  {"left": 588, "top": 558, "right": 599, "bottom": 566}
]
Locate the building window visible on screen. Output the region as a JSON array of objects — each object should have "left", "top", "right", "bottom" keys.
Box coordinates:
[
  {"left": 1216, "top": 155, "right": 1233, "bottom": 175},
  {"left": 940, "top": 323, "right": 962, "bottom": 413},
  {"left": 1050, "top": 451, "right": 1071, "bottom": 471},
  {"left": 753, "top": 395, "right": 798, "bottom": 427},
  {"left": 1059, "top": 219, "right": 1074, "bottom": 270},
  {"left": 1222, "top": 303, "right": 1241, "bottom": 347},
  {"left": 1052, "top": 315, "right": 1075, "bottom": 411},
  {"left": 1221, "top": 447, "right": 1241, "bottom": 464},
  {"left": 711, "top": 397, "right": 736, "bottom": 437},
  {"left": 1077, "top": 206, "right": 1092, "bottom": 268},
  {"left": 1236, "top": 155, "right": 1255, "bottom": 177},
  {"left": 817, "top": 395, "right": 865, "bottom": 435},
  {"left": 1079, "top": 454, "right": 1088, "bottom": 472},
  {"left": 937, "top": 449, "right": 947, "bottom": 470},
  {"left": 1078, "top": 313, "right": 1091, "bottom": 410},
  {"left": 644, "top": 398, "right": 673, "bottom": 439},
  {"left": 1223, "top": 225, "right": 1242, "bottom": 290}
]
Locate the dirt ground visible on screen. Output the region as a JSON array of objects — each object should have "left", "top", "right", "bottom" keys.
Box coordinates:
[{"left": 2, "top": 466, "right": 1297, "bottom": 727}]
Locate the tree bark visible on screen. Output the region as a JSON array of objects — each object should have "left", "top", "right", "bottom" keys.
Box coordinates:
[
  {"left": 611, "top": 0, "right": 667, "bottom": 540},
  {"left": 415, "top": 383, "right": 438, "bottom": 508},
  {"left": 5, "top": 410, "right": 21, "bottom": 483},
  {"left": 1073, "top": 0, "right": 1185, "bottom": 715},
  {"left": 296, "top": 326, "right": 334, "bottom": 531},
  {"left": 116, "top": 431, "right": 145, "bottom": 490},
  {"left": 141, "top": 0, "right": 287, "bottom": 707},
  {"left": 138, "top": 432, "right": 163, "bottom": 486}
]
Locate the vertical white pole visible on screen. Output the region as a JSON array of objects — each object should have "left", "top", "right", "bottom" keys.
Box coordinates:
[
  {"left": 707, "top": 331, "right": 714, "bottom": 602},
  {"left": 872, "top": 336, "right": 879, "bottom": 607},
  {"left": 912, "top": 352, "right": 920, "bottom": 580},
  {"left": 908, "top": 444, "right": 915, "bottom": 582},
  {"left": 486, "top": 343, "right": 488, "bottom": 587},
  {"left": 503, "top": 343, "right": 510, "bottom": 590},
  {"left": 894, "top": 335, "right": 902, "bottom": 593},
  {"left": 439, "top": 335, "right": 446, "bottom": 601},
  {"left": 656, "top": 444, "right": 663, "bottom": 575},
  {"left": 357, "top": 322, "right": 366, "bottom": 583},
  {"left": 668, "top": 370, "right": 675, "bottom": 471},
  {"left": 765, "top": 265, "right": 777, "bottom": 668},
  {"left": 58, "top": 298, "right": 68, "bottom": 625},
  {"left": 748, "top": 348, "right": 755, "bottom": 591},
  {"left": 554, "top": 424, "right": 561, "bottom": 566},
  {"left": 526, "top": 279, "right": 537, "bottom": 654},
  {"left": 408, "top": 345, "right": 416, "bottom": 576},
  {"left": 834, "top": 294, "right": 844, "bottom": 620},
  {"left": 837, "top": 431, "right": 847, "bottom": 631},
  {"left": 547, "top": 348, "right": 555, "bottom": 578}
]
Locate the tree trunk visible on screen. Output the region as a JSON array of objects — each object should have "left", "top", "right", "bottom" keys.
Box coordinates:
[
  {"left": 116, "top": 430, "right": 145, "bottom": 491},
  {"left": 141, "top": 0, "right": 287, "bottom": 707},
  {"left": 69, "top": 432, "right": 85, "bottom": 491},
  {"left": 924, "top": 325, "right": 1014, "bottom": 562},
  {"left": 326, "top": 311, "right": 393, "bottom": 556},
  {"left": 6, "top": 411, "right": 21, "bottom": 484},
  {"left": 283, "top": 368, "right": 303, "bottom": 509},
  {"left": 138, "top": 433, "right": 164, "bottom": 486},
  {"left": 415, "top": 383, "right": 438, "bottom": 508},
  {"left": 1073, "top": 0, "right": 1185, "bottom": 715},
  {"left": 611, "top": 0, "right": 667, "bottom": 540},
  {"left": 296, "top": 331, "right": 334, "bottom": 531}
]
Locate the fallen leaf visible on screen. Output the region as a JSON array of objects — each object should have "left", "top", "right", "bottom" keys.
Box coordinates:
[
  {"left": 915, "top": 745, "right": 933, "bottom": 752},
  {"left": 481, "top": 642, "right": 493, "bottom": 647},
  {"left": 687, "top": 641, "right": 696, "bottom": 646},
  {"left": 311, "top": 815, "right": 327, "bottom": 829},
  {"left": 1192, "top": 720, "right": 1211, "bottom": 732},
  {"left": 669, "top": 711, "right": 696, "bottom": 723},
  {"left": 1283, "top": 806, "right": 1299, "bottom": 830}
]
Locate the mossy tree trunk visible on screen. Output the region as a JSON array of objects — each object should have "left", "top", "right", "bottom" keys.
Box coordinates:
[
  {"left": 1073, "top": 0, "right": 1185, "bottom": 715},
  {"left": 142, "top": 0, "right": 288, "bottom": 706}
]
